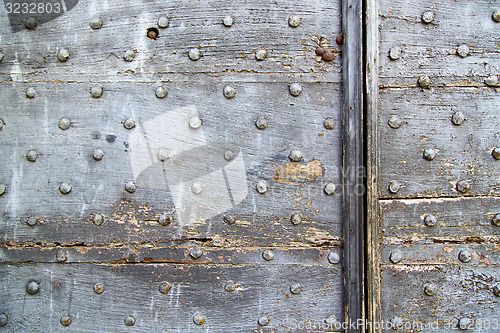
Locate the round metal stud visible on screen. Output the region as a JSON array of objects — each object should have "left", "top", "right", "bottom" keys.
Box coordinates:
[
  {"left": 452, "top": 111, "right": 465, "bottom": 125},
  {"left": 459, "top": 250, "right": 472, "bottom": 263},
  {"left": 223, "top": 85, "right": 236, "bottom": 99},
  {"left": 424, "top": 214, "right": 437, "bottom": 227},
  {"left": 158, "top": 213, "right": 171, "bottom": 226},
  {"left": 492, "top": 214, "right": 500, "bottom": 227},
  {"left": 57, "top": 48, "right": 70, "bottom": 62},
  {"left": 423, "top": 148, "right": 436, "bottom": 161},
  {"left": 290, "top": 282, "right": 302, "bottom": 294},
  {"left": 256, "top": 180, "right": 268, "bottom": 194},
  {"left": 262, "top": 249, "right": 274, "bottom": 261},
  {"left": 125, "top": 181, "right": 136, "bottom": 193},
  {"left": 189, "top": 247, "right": 203, "bottom": 259},
  {"left": 147, "top": 27, "right": 159, "bottom": 39},
  {"left": 458, "top": 318, "right": 471, "bottom": 330},
  {"left": 157, "top": 148, "right": 170, "bottom": 162},
  {"left": 224, "top": 150, "right": 234, "bottom": 161},
  {"left": 124, "top": 250, "right": 138, "bottom": 263},
  {"left": 423, "top": 283, "right": 436, "bottom": 296},
  {"left": 189, "top": 116, "right": 202, "bottom": 129},
  {"left": 492, "top": 147, "right": 500, "bottom": 160},
  {"left": 123, "top": 118, "right": 136, "bottom": 130},
  {"left": 288, "top": 149, "right": 303, "bottom": 162},
  {"left": 159, "top": 281, "right": 172, "bottom": 294},
  {"left": 255, "top": 116, "right": 268, "bottom": 130},
  {"left": 93, "top": 214, "right": 104, "bottom": 226},
  {"left": 322, "top": 49, "right": 334, "bottom": 61},
  {"left": 60, "top": 315, "right": 72, "bottom": 326},
  {"left": 193, "top": 313, "right": 205, "bottom": 325},
  {"left": 290, "top": 213, "right": 302, "bottom": 225},
  {"left": 390, "top": 251, "right": 403, "bottom": 264},
  {"left": 26, "top": 281, "right": 40, "bottom": 295},
  {"left": 456, "top": 179, "right": 470, "bottom": 194},
  {"left": 26, "top": 149, "right": 38, "bottom": 162},
  {"left": 223, "top": 15, "right": 234, "bottom": 27},
  {"left": 328, "top": 251, "right": 341, "bottom": 264},
  {"left": 94, "top": 283, "right": 105, "bottom": 294},
  {"left": 59, "top": 182, "right": 72, "bottom": 194},
  {"left": 26, "top": 216, "right": 37, "bottom": 227},
  {"left": 323, "top": 117, "right": 334, "bottom": 130},
  {"left": 93, "top": 149, "right": 104, "bottom": 161},
  {"left": 315, "top": 46, "right": 325, "bottom": 56},
  {"left": 26, "top": 87, "right": 36, "bottom": 98},
  {"left": 255, "top": 47, "right": 268, "bottom": 61},
  {"left": 0, "top": 184, "right": 5, "bottom": 196},
  {"left": 288, "top": 15, "right": 301, "bottom": 27},
  {"left": 258, "top": 314, "right": 270, "bottom": 326},
  {"left": 90, "top": 85, "right": 103, "bottom": 98},
  {"left": 58, "top": 117, "right": 71, "bottom": 130},
  {"left": 388, "top": 180, "right": 401, "bottom": 194},
  {"left": 56, "top": 249, "right": 68, "bottom": 262},
  {"left": 492, "top": 283, "right": 500, "bottom": 296},
  {"left": 155, "top": 86, "right": 168, "bottom": 98},
  {"left": 158, "top": 16, "right": 169, "bottom": 28},
  {"left": 336, "top": 35, "right": 344, "bottom": 45},
  {"left": 485, "top": 75, "right": 499, "bottom": 87},
  {"left": 124, "top": 315, "right": 135, "bottom": 326},
  {"left": 89, "top": 16, "right": 103, "bottom": 29},
  {"left": 389, "top": 47, "right": 401, "bottom": 60},
  {"left": 25, "top": 17, "right": 37, "bottom": 29},
  {"left": 289, "top": 83, "right": 302, "bottom": 97},
  {"left": 0, "top": 313, "right": 7, "bottom": 327},
  {"left": 492, "top": 10, "right": 500, "bottom": 22},
  {"left": 224, "top": 280, "right": 236, "bottom": 292},
  {"left": 421, "top": 11, "right": 435, "bottom": 24},
  {"left": 191, "top": 182, "right": 203, "bottom": 194},
  {"left": 457, "top": 44, "right": 470, "bottom": 58},
  {"left": 418, "top": 75, "right": 431, "bottom": 89},
  {"left": 123, "top": 49, "right": 135, "bottom": 62},
  {"left": 388, "top": 115, "right": 402, "bottom": 129},
  {"left": 324, "top": 183, "right": 336, "bottom": 195},
  {"left": 188, "top": 48, "right": 201, "bottom": 61},
  {"left": 223, "top": 214, "right": 235, "bottom": 225}
]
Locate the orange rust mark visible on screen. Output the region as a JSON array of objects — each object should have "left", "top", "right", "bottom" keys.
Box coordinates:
[
  {"left": 442, "top": 246, "right": 454, "bottom": 254},
  {"left": 272, "top": 160, "right": 323, "bottom": 185}
]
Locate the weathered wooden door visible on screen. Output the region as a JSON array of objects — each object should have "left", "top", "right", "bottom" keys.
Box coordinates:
[{"left": 0, "top": 0, "right": 364, "bottom": 332}]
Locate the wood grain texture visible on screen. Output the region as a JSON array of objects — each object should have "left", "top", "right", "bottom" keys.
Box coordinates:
[{"left": 0, "top": 262, "right": 343, "bottom": 332}]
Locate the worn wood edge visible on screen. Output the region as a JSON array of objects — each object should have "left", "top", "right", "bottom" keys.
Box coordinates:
[{"left": 365, "top": 0, "right": 381, "bottom": 331}]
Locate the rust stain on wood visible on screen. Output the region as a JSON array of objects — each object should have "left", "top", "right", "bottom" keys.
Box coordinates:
[{"left": 272, "top": 160, "right": 324, "bottom": 185}]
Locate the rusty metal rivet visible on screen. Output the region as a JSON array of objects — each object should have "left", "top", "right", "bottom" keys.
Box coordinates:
[
  {"left": 0, "top": 313, "right": 7, "bottom": 327},
  {"left": 255, "top": 47, "right": 268, "bottom": 61},
  {"left": 60, "top": 315, "right": 71, "bottom": 326},
  {"left": 418, "top": 75, "right": 431, "bottom": 89},
  {"left": 255, "top": 116, "right": 268, "bottom": 130},
  {"left": 90, "top": 85, "right": 103, "bottom": 98},
  {"left": 391, "top": 316, "right": 403, "bottom": 330},
  {"left": 492, "top": 148, "right": 500, "bottom": 160},
  {"left": 94, "top": 283, "right": 105, "bottom": 294},
  {"left": 459, "top": 250, "right": 472, "bottom": 263},
  {"left": 93, "top": 214, "right": 104, "bottom": 226},
  {"left": 159, "top": 281, "right": 172, "bottom": 294},
  {"left": 492, "top": 283, "right": 500, "bottom": 296},
  {"left": 223, "top": 214, "right": 235, "bottom": 225},
  {"left": 423, "top": 283, "right": 436, "bottom": 296},
  {"left": 388, "top": 180, "right": 401, "bottom": 194},
  {"left": 155, "top": 86, "right": 168, "bottom": 98},
  {"left": 389, "top": 47, "right": 401, "bottom": 60},
  {"left": 458, "top": 318, "right": 471, "bottom": 330},
  {"left": 189, "top": 116, "right": 202, "bottom": 129},
  {"left": 125, "top": 181, "right": 136, "bottom": 193},
  {"left": 223, "top": 15, "right": 234, "bottom": 27},
  {"left": 456, "top": 179, "right": 470, "bottom": 193},
  {"left": 188, "top": 48, "right": 201, "bottom": 61},
  {"left": 157, "top": 148, "right": 170, "bottom": 161},
  {"left": 262, "top": 249, "right": 274, "bottom": 261},
  {"left": 288, "top": 15, "right": 301, "bottom": 27},
  {"left": 336, "top": 35, "right": 344, "bottom": 45},
  {"left": 323, "top": 117, "right": 334, "bottom": 130},
  {"left": 26, "top": 281, "right": 40, "bottom": 295},
  {"left": 224, "top": 280, "right": 236, "bottom": 292},
  {"left": 123, "top": 49, "right": 135, "bottom": 62},
  {"left": 26, "top": 87, "right": 36, "bottom": 98},
  {"left": 58, "top": 117, "right": 71, "bottom": 130},
  {"left": 56, "top": 249, "right": 68, "bottom": 262},
  {"left": 457, "top": 44, "right": 470, "bottom": 58},
  {"left": 424, "top": 214, "right": 437, "bottom": 227},
  {"left": 423, "top": 148, "right": 436, "bottom": 161},
  {"left": 290, "top": 282, "right": 302, "bottom": 294},
  {"left": 93, "top": 149, "right": 104, "bottom": 161},
  {"left": 452, "top": 111, "right": 465, "bottom": 125},
  {"left": 291, "top": 213, "right": 302, "bottom": 225},
  {"left": 57, "top": 48, "right": 70, "bottom": 62},
  {"left": 224, "top": 150, "right": 234, "bottom": 161},
  {"left": 125, "top": 250, "right": 138, "bottom": 263},
  {"left": 193, "top": 313, "right": 205, "bottom": 325},
  {"left": 148, "top": 28, "right": 158, "bottom": 39},
  {"left": 0, "top": 184, "right": 5, "bottom": 196},
  {"left": 390, "top": 251, "right": 403, "bottom": 264},
  {"left": 25, "top": 17, "right": 37, "bottom": 29},
  {"left": 124, "top": 315, "right": 135, "bottom": 326},
  {"left": 492, "top": 214, "right": 500, "bottom": 227},
  {"left": 89, "top": 16, "right": 103, "bottom": 29},
  {"left": 421, "top": 11, "right": 435, "bottom": 24},
  {"left": 492, "top": 10, "right": 500, "bottom": 22},
  {"left": 315, "top": 46, "right": 325, "bottom": 56},
  {"left": 324, "top": 183, "right": 336, "bottom": 195},
  {"left": 189, "top": 247, "right": 203, "bottom": 259},
  {"left": 158, "top": 16, "right": 169, "bottom": 28},
  {"left": 485, "top": 75, "right": 499, "bottom": 87},
  {"left": 26, "top": 216, "right": 37, "bottom": 227},
  {"left": 123, "top": 117, "right": 136, "bottom": 130},
  {"left": 223, "top": 85, "right": 236, "bottom": 99},
  {"left": 258, "top": 314, "right": 270, "bottom": 326},
  {"left": 289, "top": 149, "right": 303, "bottom": 162},
  {"left": 289, "top": 83, "right": 302, "bottom": 97},
  {"left": 322, "top": 49, "right": 334, "bottom": 61},
  {"left": 59, "top": 182, "right": 72, "bottom": 194},
  {"left": 256, "top": 180, "right": 268, "bottom": 194},
  {"left": 388, "top": 115, "right": 402, "bottom": 129},
  {"left": 26, "top": 149, "right": 38, "bottom": 162},
  {"left": 328, "top": 251, "right": 340, "bottom": 264},
  {"left": 191, "top": 182, "right": 203, "bottom": 194},
  {"left": 158, "top": 213, "right": 171, "bottom": 226}
]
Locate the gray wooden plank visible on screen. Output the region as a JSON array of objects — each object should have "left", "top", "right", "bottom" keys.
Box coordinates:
[
  {"left": 378, "top": 87, "right": 500, "bottom": 198},
  {"left": 0, "top": 263, "right": 343, "bottom": 332}
]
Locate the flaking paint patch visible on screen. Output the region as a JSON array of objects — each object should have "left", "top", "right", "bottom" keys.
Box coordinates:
[{"left": 272, "top": 160, "right": 323, "bottom": 185}]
